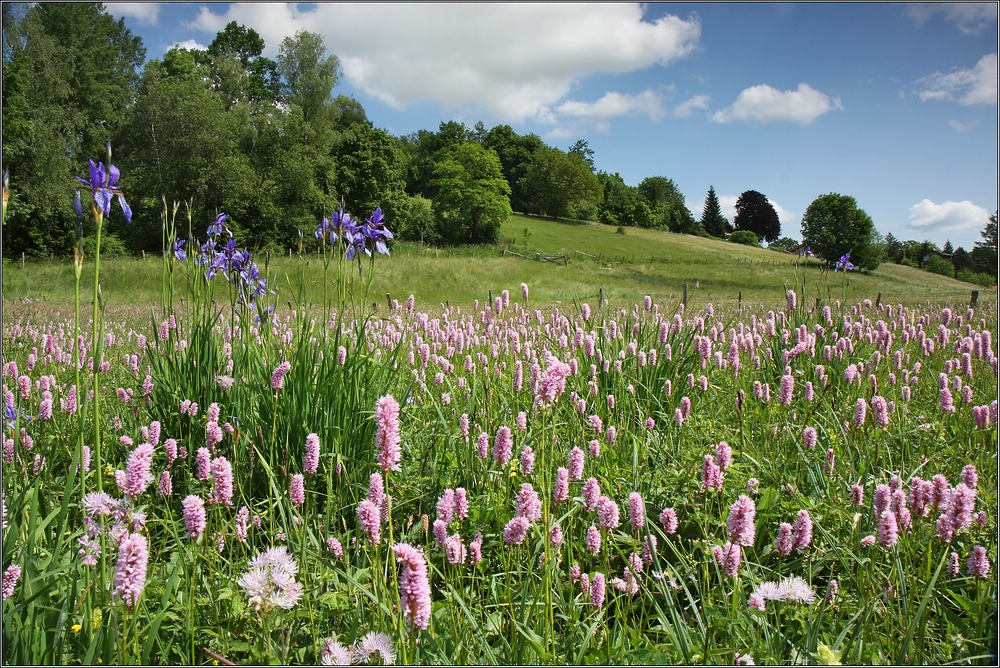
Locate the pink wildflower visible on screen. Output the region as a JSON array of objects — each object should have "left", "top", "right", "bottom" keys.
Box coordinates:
[
  {"left": 553, "top": 467, "right": 569, "bottom": 503},
  {"left": 271, "top": 361, "right": 291, "bottom": 390},
  {"left": 727, "top": 495, "right": 756, "bottom": 546},
  {"left": 391, "top": 543, "right": 432, "bottom": 631},
  {"left": 304, "top": 433, "right": 320, "bottom": 475},
  {"left": 112, "top": 533, "right": 149, "bottom": 608},
  {"left": 967, "top": 546, "right": 990, "bottom": 579},
  {"left": 182, "top": 495, "right": 206, "bottom": 539},
  {"left": 210, "top": 457, "right": 234, "bottom": 506},
  {"left": 628, "top": 492, "right": 646, "bottom": 530},
  {"left": 582, "top": 477, "right": 601, "bottom": 511},
  {"left": 290, "top": 473, "right": 305, "bottom": 508},
  {"left": 585, "top": 525, "right": 602, "bottom": 554},
  {"left": 502, "top": 516, "right": 530, "bottom": 545},
  {"left": 493, "top": 426, "right": 513, "bottom": 466},
  {"left": 660, "top": 507, "right": 678, "bottom": 534},
  {"left": 357, "top": 499, "right": 381, "bottom": 545},
  {"left": 568, "top": 446, "right": 585, "bottom": 480},
  {"left": 775, "top": 522, "right": 794, "bottom": 557},
  {"left": 374, "top": 395, "right": 402, "bottom": 473},
  {"left": 590, "top": 572, "right": 606, "bottom": 608},
  {"left": 121, "top": 443, "right": 155, "bottom": 499},
  {"left": 792, "top": 509, "right": 812, "bottom": 552}
]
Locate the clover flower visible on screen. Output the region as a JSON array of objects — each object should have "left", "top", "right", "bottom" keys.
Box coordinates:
[{"left": 239, "top": 546, "right": 303, "bottom": 614}]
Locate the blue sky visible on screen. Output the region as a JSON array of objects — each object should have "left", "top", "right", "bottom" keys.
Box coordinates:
[{"left": 105, "top": 2, "right": 998, "bottom": 250}]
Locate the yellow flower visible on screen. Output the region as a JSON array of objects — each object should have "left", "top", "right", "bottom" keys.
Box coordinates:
[{"left": 71, "top": 624, "right": 82, "bottom": 634}]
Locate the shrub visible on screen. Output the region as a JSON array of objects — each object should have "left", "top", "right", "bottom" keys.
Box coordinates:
[
  {"left": 924, "top": 255, "right": 955, "bottom": 278},
  {"left": 956, "top": 270, "right": 996, "bottom": 287},
  {"left": 729, "top": 230, "right": 760, "bottom": 247},
  {"left": 81, "top": 233, "right": 129, "bottom": 257}
]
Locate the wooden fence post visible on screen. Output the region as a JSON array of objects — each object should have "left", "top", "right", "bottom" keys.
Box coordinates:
[
  {"left": 683, "top": 283, "right": 688, "bottom": 307},
  {"left": 971, "top": 290, "right": 979, "bottom": 307}
]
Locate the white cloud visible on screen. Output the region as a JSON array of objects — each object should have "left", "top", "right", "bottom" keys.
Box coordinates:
[
  {"left": 674, "top": 94, "right": 710, "bottom": 118},
  {"left": 947, "top": 119, "right": 980, "bottom": 132},
  {"left": 168, "top": 39, "right": 208, "bottom": 52},
  {"left": 917, "top": 53, "right": 998, "bottom": 105},
  {"left": 711, "top": 83, "right": 842, "bottom": 125},
  {"left": 908, "top": 199, "right": 992, "bottom": 235},
  {"left": 556, "top": 89, "right": 666, "bottom": 123},
  {"left": 181, "top": 3, "right": 701, "bottom": 126},
  {"left": 105, "top": 3, "right": 160, "bottom": 27},
  {"left": 906, "top": 3, "right": 998, "bottom": 34}
]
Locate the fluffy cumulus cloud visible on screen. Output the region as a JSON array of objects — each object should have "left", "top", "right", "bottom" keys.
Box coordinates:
[
  {"left": 711, "top": 83, "right": 842, "bottom": 125},
  {"left": 169, "top": 39, "right": 208, "bottom": 52},
  {"left": 906, "top": 3, "right": 999, "bottom": 34},
  {"left": 917, "top": 53, "right": 998, "bottom": 105},
  {"left": 712, "top": 83, "right": 843, "bottom": 125},
  {"left": 181, "top": 3, "right": 700, "bottom": 127},
  {"left": 908, "top": 199, "right": 992, "bottom": 234},
  {"left": 105, "top": 2, "right": 160, "bottom": 26}
]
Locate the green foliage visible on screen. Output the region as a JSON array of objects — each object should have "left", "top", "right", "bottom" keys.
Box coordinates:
[
  {"left": 768, "top": 236, "right": 799, "bottom": 251},
  {"left": 277, "top": 30, "right": 340, "bottom": 127},
  {"left": 700, "top": 185, "right": 730, "bottom": 238},
  {"left": 482, "top": 125, "right": 545, "bottom": 213},
  {"left": 396, "top": 195, "right": 438, "bottom": 244},
  {"left": 955, "top": 270, "right": 996, "bottom": 287},
  {"left": 520, "top": 146, "right": 602, "bottom": 220},
  {"left": 1, "top": 1, "right": 145, "bottom": 257},
  {"left": 729, "top": 230, "right": 760, "bottom": 246},
  {"left": 80, "top": 233, "right": 128, "bottom": 258},
  {"left": 637, "top": 176, "right": 697, "bottom": 233},
  {"left": 801, "top": 192, "right": 882, "bottom": 271},
  {"left": 431, "top": 142, "right": 511, "bottom": 244},
  {"left": 970, "top": 212, "right": 998, "bottom": 279},
  {"left": 733, "top": 190, "right": 781, "bottom": 243},
  {"left": 597, "top": 172, "right": 654, "bottom": 228},
  {"left": 924, "top": 254, "right": 955, "bottom": 277}
]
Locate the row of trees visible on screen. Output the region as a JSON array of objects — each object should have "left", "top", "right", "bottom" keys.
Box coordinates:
[
  {"left": 0, "top": 3, "right": 786, "bottom": 257},
  {"left": 2, "top": 3, "right": 995, "bottom": 284}
]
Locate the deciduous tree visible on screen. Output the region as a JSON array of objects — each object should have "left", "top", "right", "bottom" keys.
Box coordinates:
[
  {"left": 733, "top": 190, "right": 780, "bottom": 243},
  {"left": 800, "top": 192, "right": 882, "bottom": 271}
]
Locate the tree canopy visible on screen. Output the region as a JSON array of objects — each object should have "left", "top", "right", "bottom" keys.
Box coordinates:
[
  {"left": 733, "top": 190, "right": 780, "bottom": 243},
  {"left": 800, "top": 193, "right": 882, "bottom": 271}
]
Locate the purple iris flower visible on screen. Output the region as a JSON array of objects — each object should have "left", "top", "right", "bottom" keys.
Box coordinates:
[
  {"left": 835, "top": 252, "right": 855, "bottom": 272},
  {"left": 315, "top": 216, "right": 331, "bottom": 242},
  {"left": 363, "top": 207, "right": 393, "bottom": 256},
  {"left": 173, "top": 239, "right": 187, "bottom": 261},
  {"left": 75, "top": 158, "right": 132, "bottom": 223},
  {"left": 207, "top": 213, "right": 229, "bottom": 237}
]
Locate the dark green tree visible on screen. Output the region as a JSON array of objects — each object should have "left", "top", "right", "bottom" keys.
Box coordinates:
[
  {"left": 431, "top": 142, "right": 511, "bottom": 244},
  {"left": 969, "top": 211, "right": 998, "bottom": 278},
  {"left": 883, "top": 232, "right": 903, "bottom": 263},
  {"left": 767, "top": 237, "right": 799, "bottom": 251},
  {"left": 332, "top": 121, "right": 408, "bottom": 229},
  {"left": 482, "top": 124, "right": 545, "bottom": 213},
  {"left": 203, "top": 21, "right": 280, "bottom": 106},
  {"left": 520, "top": 147, "right": 602, "bottom": 220},
  {"left": 733, "top": 190, "right": 780, "bottom": 243},
  {"left": 596, "top": 172, "right": 652, "bottom": 228},
  {"left": 568, "top": 139, "right": 595, "bottom": 169},
  {"left": 942, "top": 240, "right": 955, "bottom": 255},
  {"left": 637, "top": 176, "right": 696, "bottom": 233},
  {"left": 800, "top": 193, "right": 882, "bottom": 271},
  {"left": 700, "top": 185, "right": 729, "bottom": 237}
]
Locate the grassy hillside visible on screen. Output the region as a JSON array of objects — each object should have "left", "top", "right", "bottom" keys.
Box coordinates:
[{"left": 2, "top": 214, "right": 992, "bottom": 321}]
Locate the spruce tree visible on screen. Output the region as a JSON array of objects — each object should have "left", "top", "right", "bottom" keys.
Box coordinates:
[{"left": 700, "top": 185, "right": 729, "bottom": 238}]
